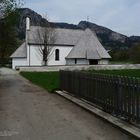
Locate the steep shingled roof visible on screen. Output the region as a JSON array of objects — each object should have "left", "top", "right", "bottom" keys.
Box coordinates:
[
  {"left": 10, "top": 27, "right": 111, "bottom": 59},
  {"left": 27, "top": 26, "right": 84, "bottom": 45},
  {"left": 66, "top": 29, "right": 111, "bottom": 59},
  {"left": 10, "top": 42, "right": 27, "bottom": 58}
]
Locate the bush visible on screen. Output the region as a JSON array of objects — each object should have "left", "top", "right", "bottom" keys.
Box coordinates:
[
  {"left": 109, "top": 49, "right": 129, "bottom": 61},
  {"left": 128, "top": 43, "right": 140, "bottom": 63}
]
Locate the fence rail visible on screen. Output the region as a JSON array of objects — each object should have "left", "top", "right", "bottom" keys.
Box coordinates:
[{"left": 60, "top": 70, "right": 140, "bottom": 124}]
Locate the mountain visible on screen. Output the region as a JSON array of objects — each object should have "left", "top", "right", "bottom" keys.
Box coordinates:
[
  {"left": 78, "top": 21, "right": 127, "bottom": 42},
  {"left": 17, "top": 8, "right": 48, "bottom": 39},
  {"left": 16, "top": 8, "right": 140, "bottom": 50},
  {"left": 50, "top": 22, "right": 81, "bottom": 29}
]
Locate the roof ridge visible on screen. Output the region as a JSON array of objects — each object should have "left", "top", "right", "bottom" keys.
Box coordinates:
[
  {"left": 66, "top": 28, "right": 111, "bottom": 59},
  {"left": 30, "top": 25, "right": 84, "bottom": 31}
]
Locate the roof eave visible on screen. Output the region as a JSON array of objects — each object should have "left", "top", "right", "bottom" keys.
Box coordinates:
[
  {"left": 28, "top": 43, "right": 74, "bottom": 47},
  {"left": 10, "top": 56, "right": 27, "bottom": 58}
]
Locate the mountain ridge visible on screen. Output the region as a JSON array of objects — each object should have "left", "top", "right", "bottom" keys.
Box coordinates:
[{"left": 16, "top": 8, "right": 140, "bottom": 49}]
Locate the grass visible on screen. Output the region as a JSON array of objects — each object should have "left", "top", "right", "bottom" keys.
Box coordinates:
[
  {"left": 20, "top": 69, "right": 140, "bottom": 93},
  {"left": 20, "top": 72, "right": 59, "bottom": 93},
  {"left": 110, "top": 61, "right": 133, "bottom": 64},
  {"left": 88, "top": 69, "right": 140, "bottom": 78}
]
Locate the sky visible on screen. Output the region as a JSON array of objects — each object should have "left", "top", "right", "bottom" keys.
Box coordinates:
[{"left": 24, "top": 0, "right": 140, "bottom": 36}]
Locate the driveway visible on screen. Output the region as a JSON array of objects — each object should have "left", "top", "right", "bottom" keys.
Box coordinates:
[{"left": 0, "top": 68, "right": 134, "bottom": 140}]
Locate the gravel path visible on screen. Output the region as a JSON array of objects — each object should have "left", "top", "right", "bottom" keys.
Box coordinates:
[{"left": 0, "top": 68, "right": 135, "bottom": 140}]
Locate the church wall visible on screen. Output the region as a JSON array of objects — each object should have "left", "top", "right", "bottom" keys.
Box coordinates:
[
  {"left": 66, "top": 58, "right": 89, "bottom": 65},
  {"left": 98, "top": 59, "right": 109, "bottom": 65},
  {"left": 12, "top": 58, "right": 27, "bottom": 69},
  {"left": 29, "top": 45, "right": 73, "bottom": 66},
  {"left": 48, "top": 46, "right": 73, "bottom": 65},
  {"left": 77, "top": 59, "right": 89, "bottom": 65}
]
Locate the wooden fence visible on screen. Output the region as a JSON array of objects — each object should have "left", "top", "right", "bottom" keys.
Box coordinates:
[{"left": 60, "top": 70, "right": 140, "bottom": 124}]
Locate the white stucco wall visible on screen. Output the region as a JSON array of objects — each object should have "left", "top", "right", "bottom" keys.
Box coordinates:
[
  {"left": 29, "top": 45, "right": 43, "bottom": 66},
  {"left": 27, "top": 45, "right": 30, "bottom": 66},
  {"left": 66, "top": 59, "right": 109, "bottom": 65},
  {"left": 66, "top": 59, "right": 89, "bottom": 65},
  {"left": 77, "top": 59, "right": 89, "bottom": 65},
  {"left": 12, "top": 58, "right": 27, "bottom": 69},
  {"left": 98, "top": 59, "right": 109, "bottom": 65},
  {"left": 48, "top": 46, "right": 73, "bottom": 65},
  {"left": 11, "top": 44, "right": 110, "bottom": 69},
  {"left": 66, "top": 59, "right": 75, "bottom": 65},
  {"left": 29, "top": 45, "right": 73, "bottom": 66}
]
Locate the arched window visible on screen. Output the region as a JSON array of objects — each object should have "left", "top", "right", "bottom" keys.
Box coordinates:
[{"left": 55, "top": 49, "right": 59, "bottom": 61}]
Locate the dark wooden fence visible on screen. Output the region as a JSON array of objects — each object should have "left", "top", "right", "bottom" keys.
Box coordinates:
[{"left": 60, "top": 70, "right": 140, "bottom": 124}]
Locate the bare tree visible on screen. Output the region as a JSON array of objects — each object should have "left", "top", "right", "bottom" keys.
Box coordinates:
[
  {"left": 36, "top": 20, "right": 56, "bottom": 66},
  {"left": 0, "top": 0, "right": 23, "bottom": 19}
]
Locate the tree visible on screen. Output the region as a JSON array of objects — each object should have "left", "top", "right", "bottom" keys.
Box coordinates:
[
  {"left": 0, "top": 0, "right": 23, "bottom": 65},
  {"left": 36, "top": 19, "right": 56, "bottom": 65},
  {"left": 109, "top": 49, "right": 129, "bottom": 62},
  {"left": 0, "top": 0, "right": 23, "bottom": 19},
  {"left": 128, "top": 43, "right": 140, "bottom": 63}
]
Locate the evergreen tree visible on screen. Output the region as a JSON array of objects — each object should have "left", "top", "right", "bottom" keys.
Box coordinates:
[
  {"left": 0, "top": 0, "right": 23, "bottom": 65},
  {"left": 128, "top": 44, "right": 140, "bottom": 63}
]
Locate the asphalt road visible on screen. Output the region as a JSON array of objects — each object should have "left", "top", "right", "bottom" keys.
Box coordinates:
[{"left": 0, "top": 68, "right": 135, "bottom": 140}]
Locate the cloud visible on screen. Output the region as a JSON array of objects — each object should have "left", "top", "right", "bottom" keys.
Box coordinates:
[{"left": 24, "top": 0, "right": 140, "bottom": 36}]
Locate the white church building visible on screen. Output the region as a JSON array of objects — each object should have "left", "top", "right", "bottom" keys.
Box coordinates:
[{"left": 11, "top": 18, "right": 111, "bottom": 69}]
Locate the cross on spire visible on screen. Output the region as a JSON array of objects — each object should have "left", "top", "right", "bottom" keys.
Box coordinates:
[{"left": 87, "top": 16, "right": 89, "bottom": 22}]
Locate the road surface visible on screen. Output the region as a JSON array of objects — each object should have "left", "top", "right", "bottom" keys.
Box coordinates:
[{"left": 0, "top": 68, "right": 134, "bottom": 140}]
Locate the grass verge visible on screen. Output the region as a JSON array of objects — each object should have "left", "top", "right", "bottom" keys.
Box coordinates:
[
  {"left": 20, "top": 72, "right": 59, "bottom": 93},
  {"left": 88, "top": 69, "right": 140, "bottom": 78}
]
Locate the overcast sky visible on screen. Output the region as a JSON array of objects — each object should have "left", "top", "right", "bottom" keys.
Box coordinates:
[{"left": 24, "top": 0, "right": 140, "bottom": 36}]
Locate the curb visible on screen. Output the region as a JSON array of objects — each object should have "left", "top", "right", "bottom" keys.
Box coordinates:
[{"left": 56, "top": 90, "right": 140, "bottom": 140}]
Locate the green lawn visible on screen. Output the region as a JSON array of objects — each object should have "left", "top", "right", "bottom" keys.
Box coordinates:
[
  {"left": 20, "top": 72, "right": 59, "bottom": 93},
  {"left": 20, "top": 69, "right": 140, "bottom": 93},
  {"left": 88, "top": 69, "right": 140, "bottom": 78},
  {"left": 110, "top": 61, "right": 133, "bottom": 64}
]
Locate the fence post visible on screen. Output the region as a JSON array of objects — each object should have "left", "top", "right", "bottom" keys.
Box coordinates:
[
  {"left": 117, "top": 77, "right": 122, "bottom": 115},
  {"left": 59, "top": 70, "right": 62, "bottom": 90}
]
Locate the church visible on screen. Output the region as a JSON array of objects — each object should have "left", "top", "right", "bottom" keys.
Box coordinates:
[{"left": 10, "top": 17, "right": 111, "bottom": 69}]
